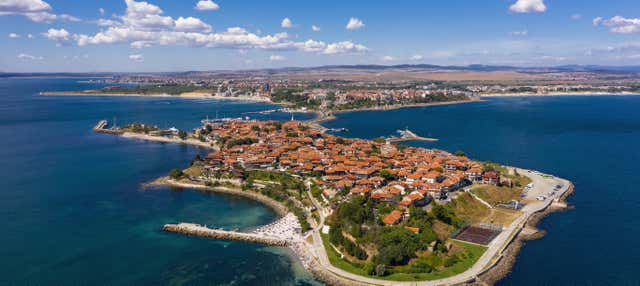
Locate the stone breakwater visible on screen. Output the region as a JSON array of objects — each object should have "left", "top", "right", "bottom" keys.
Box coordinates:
[{"left": 163, "top": 223, "right": 290, "bottom": 247}]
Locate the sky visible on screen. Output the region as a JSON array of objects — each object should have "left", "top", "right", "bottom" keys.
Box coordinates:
[{"left": 1, "top": 0, "right": 640, "bottom": 72}]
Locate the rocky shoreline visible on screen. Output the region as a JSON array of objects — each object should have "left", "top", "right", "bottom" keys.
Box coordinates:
[{"left": 466, "top": 183, "right": 575, "bottom": 286}]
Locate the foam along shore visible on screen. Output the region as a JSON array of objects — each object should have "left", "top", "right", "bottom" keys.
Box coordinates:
[
  {"left": 480, "top": 91, "right": 640, "bottom": 97},
  {"left": 39, "top": 90, "right": 274, "bottom": 102}
]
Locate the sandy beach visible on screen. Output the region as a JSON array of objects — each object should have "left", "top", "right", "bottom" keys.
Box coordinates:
[
  {"left": 121, "top": 132, "right": 218, "bottom": 150},
  {"left": 40, "top": 90, "right": 274, "bottom": 103},
  {"left": 480, "top": 91, "right": 640, "bottom": 97}
]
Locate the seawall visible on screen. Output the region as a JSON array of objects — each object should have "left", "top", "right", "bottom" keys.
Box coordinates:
[{"left": 163, "top": 223, "right": 290, "bottom": 247}]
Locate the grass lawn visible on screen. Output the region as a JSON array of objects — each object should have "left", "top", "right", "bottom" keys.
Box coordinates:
[{"left": 320, "top": 233, "right": 486, "bottom": 281}]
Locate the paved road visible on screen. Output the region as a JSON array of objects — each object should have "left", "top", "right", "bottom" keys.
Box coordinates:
[{"left": 304, "top": 169, "right": 571, "bottom": 286}]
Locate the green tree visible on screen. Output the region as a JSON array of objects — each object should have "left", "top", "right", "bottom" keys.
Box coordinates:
[
  {"left": 169, "top": 168, "right": 184, "bottom": 180},
  {"left": 178, "top": 130, "right": 188, "bottom": 140}
]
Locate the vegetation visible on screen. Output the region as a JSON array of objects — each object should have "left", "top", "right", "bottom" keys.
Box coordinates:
[
  {"left": 226, "top": 137, "right": 259, "bottom": 148},
  {"left": 169, "top": 168, "right": 184, "bottom": 180}
]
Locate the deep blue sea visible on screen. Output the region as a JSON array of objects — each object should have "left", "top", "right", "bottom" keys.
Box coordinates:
[
  {"left": 0, "top": 78, "right": 316, "bottom": 285},
  {"left": 1, "top": 78, "right": 639, "bottom": 285}
]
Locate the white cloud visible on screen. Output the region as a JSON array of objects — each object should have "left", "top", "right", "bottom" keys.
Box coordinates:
[
  {"left": 281, "top": 17, "right": 293, "bottom": 28},
  {"left": 195, "top": 0, "right": 219, "bottom": 11},
  {"left": 17, "top": 53, "right": 43, "bottom": 60},
  {"left": 410, "top": 54, "right": 423, "bottom": 60},
  {"left": 269, "top": 54, "right": 285, "bottom": 61},
  {"left": 0, "top": 0, "right": 79, "bottom": 23},
  {"left": 592, "top": 17, "right": 603, "bottom": 26},
  {"left": 70, "top": 0, "right": 367, "bottom": 55},
  {"left": 175, "top": 16, "right": 212, "bottom": 32},
  {"left": 8, "top": 33, "right": 20, "bottom": 38},
  {"left": 593, "top": 16, "right": 640, "bottom": 34},
  {"left": 311, "top": 25, "right": 320, "bottom": 32},
  {"left": 59, "top": 14, "right": 80, "bottom": 22},
  {"left": 381, "top": 55, "right": 395, "bottom": 61},
  {"left": 509, "top": 30, "right": 528, "bottom": 36},
  {"left": 346, "top": 17, "right": 364, "bottom": 30},
  {"left": 27, "top": 33, "right": 33, "bottom": 38},
  {"left": 323, "top": 41, "right": 368, "bottom": 54},
  {"left": 509, "top": 0, "right": 546, "bottom": 13},
  {"left": 99, "top": 7, "right": 105, "bottom": 16},
  {"left": 570, "top": 14, "right": 582, "bottom": 20},
  {"left": 43, "top": 28, "right": 71, "bottom": 45},
  {"left": 129, "top": 54, "right": 144, "bottom": 62}
]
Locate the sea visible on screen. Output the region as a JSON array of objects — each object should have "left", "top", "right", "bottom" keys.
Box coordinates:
[{"left": 1, "top": 78, "right": 639, "bottom": 285}]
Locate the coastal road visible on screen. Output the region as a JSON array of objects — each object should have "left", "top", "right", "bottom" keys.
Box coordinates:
[{"left": 306, "top": 169, "right": 571, "bottom": 286}]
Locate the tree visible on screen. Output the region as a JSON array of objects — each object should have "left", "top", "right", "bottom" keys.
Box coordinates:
[
  {"left": 178, "top": 130, "right": 188, "bottom": 140},
  {"left": 169, "top": 168, "right": 184, "bottom": 180},
  {"left": 455, "top": 150, "right": 466, "bottom": 157},
  {"left": 375, "top": 264, "right": 387, "bottom": 276}
]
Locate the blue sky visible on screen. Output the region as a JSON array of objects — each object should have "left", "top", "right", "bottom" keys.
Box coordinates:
[{"left": 1, "top": 0, "right": 640, "bottom": 72}]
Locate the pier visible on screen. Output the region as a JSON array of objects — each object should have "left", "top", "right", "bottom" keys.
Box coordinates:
[
  {"left": 163, "top": 213, "right": 303, "bottom": 247},
  {"left": 93, "top": 119, "right": 123, "bottom": 134},
  {"left": 387, "top": 128, "right": 438, "bottom": 142},
  {"left": 163, "top": 223, "right": 290, "bottom": 246}
]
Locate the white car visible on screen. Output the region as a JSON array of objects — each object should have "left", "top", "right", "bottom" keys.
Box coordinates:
[{"left": 536, "top": 196, "right": 547, "bottom": 201}]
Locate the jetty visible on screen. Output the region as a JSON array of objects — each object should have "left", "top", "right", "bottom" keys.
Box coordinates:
[
  {"left": 93, "top": 119, "right": 123, "bottom": 134},
  {"left": 387, "top": 128, "right": 438, "bottom": 142},
  {"left": 163, "top": 223, "right": 290, "bottom": 247},
  {"left": 163, "top": 213, "right": 303, "bottom": 247}
]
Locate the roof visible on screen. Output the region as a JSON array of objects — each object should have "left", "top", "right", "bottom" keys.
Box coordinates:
[{"left": 382, "top": 210, "right": 403, "bottom": 225}]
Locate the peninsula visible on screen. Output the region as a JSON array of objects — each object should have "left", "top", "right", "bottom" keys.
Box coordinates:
[{"left": 94, "top": 117, "right": 573, "bottom": 285}]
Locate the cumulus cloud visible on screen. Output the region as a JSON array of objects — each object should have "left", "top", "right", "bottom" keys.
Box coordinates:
[
  {"left": 269, "top": 54, "right": 285, "bottom": 61},
  {"left": 63, "top": 0, "right": 367, "bottom": 55},
  {"left": 311, "top": 25, "right": 320, "bottom": 32},
  {"left": 381, "top": 55, "right": 395, "bottom": 61},
  {"left": 509, "top": 0, "right": 546, "bottom": 13},
  {"left": 281, "top": 17, "right": 293, "bottom": 28},
  {"left": 593, "top": 16, "right": 640, "bottom": 34},
  {"left": 0, "top": 0, "right": 79, "bottom": 22},
  {"left": 43, "top": 28, "right": 71, "bottom": 45},
  {"left": 129, "top": 54, "right": 144, "bottom": 62},
  {"left": 195, "top": 0, "right": 219, "bottom": 11},
  {"left": 410, "top": 54, "right": 423, "bottom": 60},
  {"left": 17, "top": 53, "right": 43, "bottom": 60},
  {"left": 175, "top": 16, "right": 212, "bottom": 32},
  {"left": 8, "top": 33, "right": 20, "bottom": 38},
  {"left": 27, "top": 33, "right": 33, "bottom": 38},
  {"left": 509, "top": 30, "right": 528, "bottom": 36},
  {"left": 323, "top": 41, "right": 368, "bottom": 54},
  {"left": 346, "top": 17, "right": 364, "bottom": 30},
  {"left": 571, "top": 14, "right": 582, "bottom": 20},
  {"left": 99, "top": 7, "right": 105, "bottom": 16}
]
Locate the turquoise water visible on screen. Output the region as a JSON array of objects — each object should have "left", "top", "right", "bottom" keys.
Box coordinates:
[
  {"left": 0, "top": 78, "right": 316, "bottom": 285},
  {"left": 2, "top": 78, "right": 639, "bottom": 285},
  {"left": 324, "top": 96, "right": 640, "bottom": 285}
]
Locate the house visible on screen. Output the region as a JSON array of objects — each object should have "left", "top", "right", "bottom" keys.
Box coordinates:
[
  {"left": 482, "top": 171, "right": 501, "bottom": 185},
  {"left": 382, "top": 210, "right": 403, "bottom": 225}
]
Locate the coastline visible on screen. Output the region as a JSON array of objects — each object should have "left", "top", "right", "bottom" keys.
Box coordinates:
[
  {"left": 332, "top": 98, "right": 482, "bottom": 114},
  {"left": 469, "top": 183, "right": 575, "bottom": 285},
  {"left": 40, "top": 91, "right": 274, "bottom": 103},
  {"left": 121, "top": 132, "right": 218, "bottom": 150},
  {"left": 480, "top": 91, "right": 640, "bottom": 97}
]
